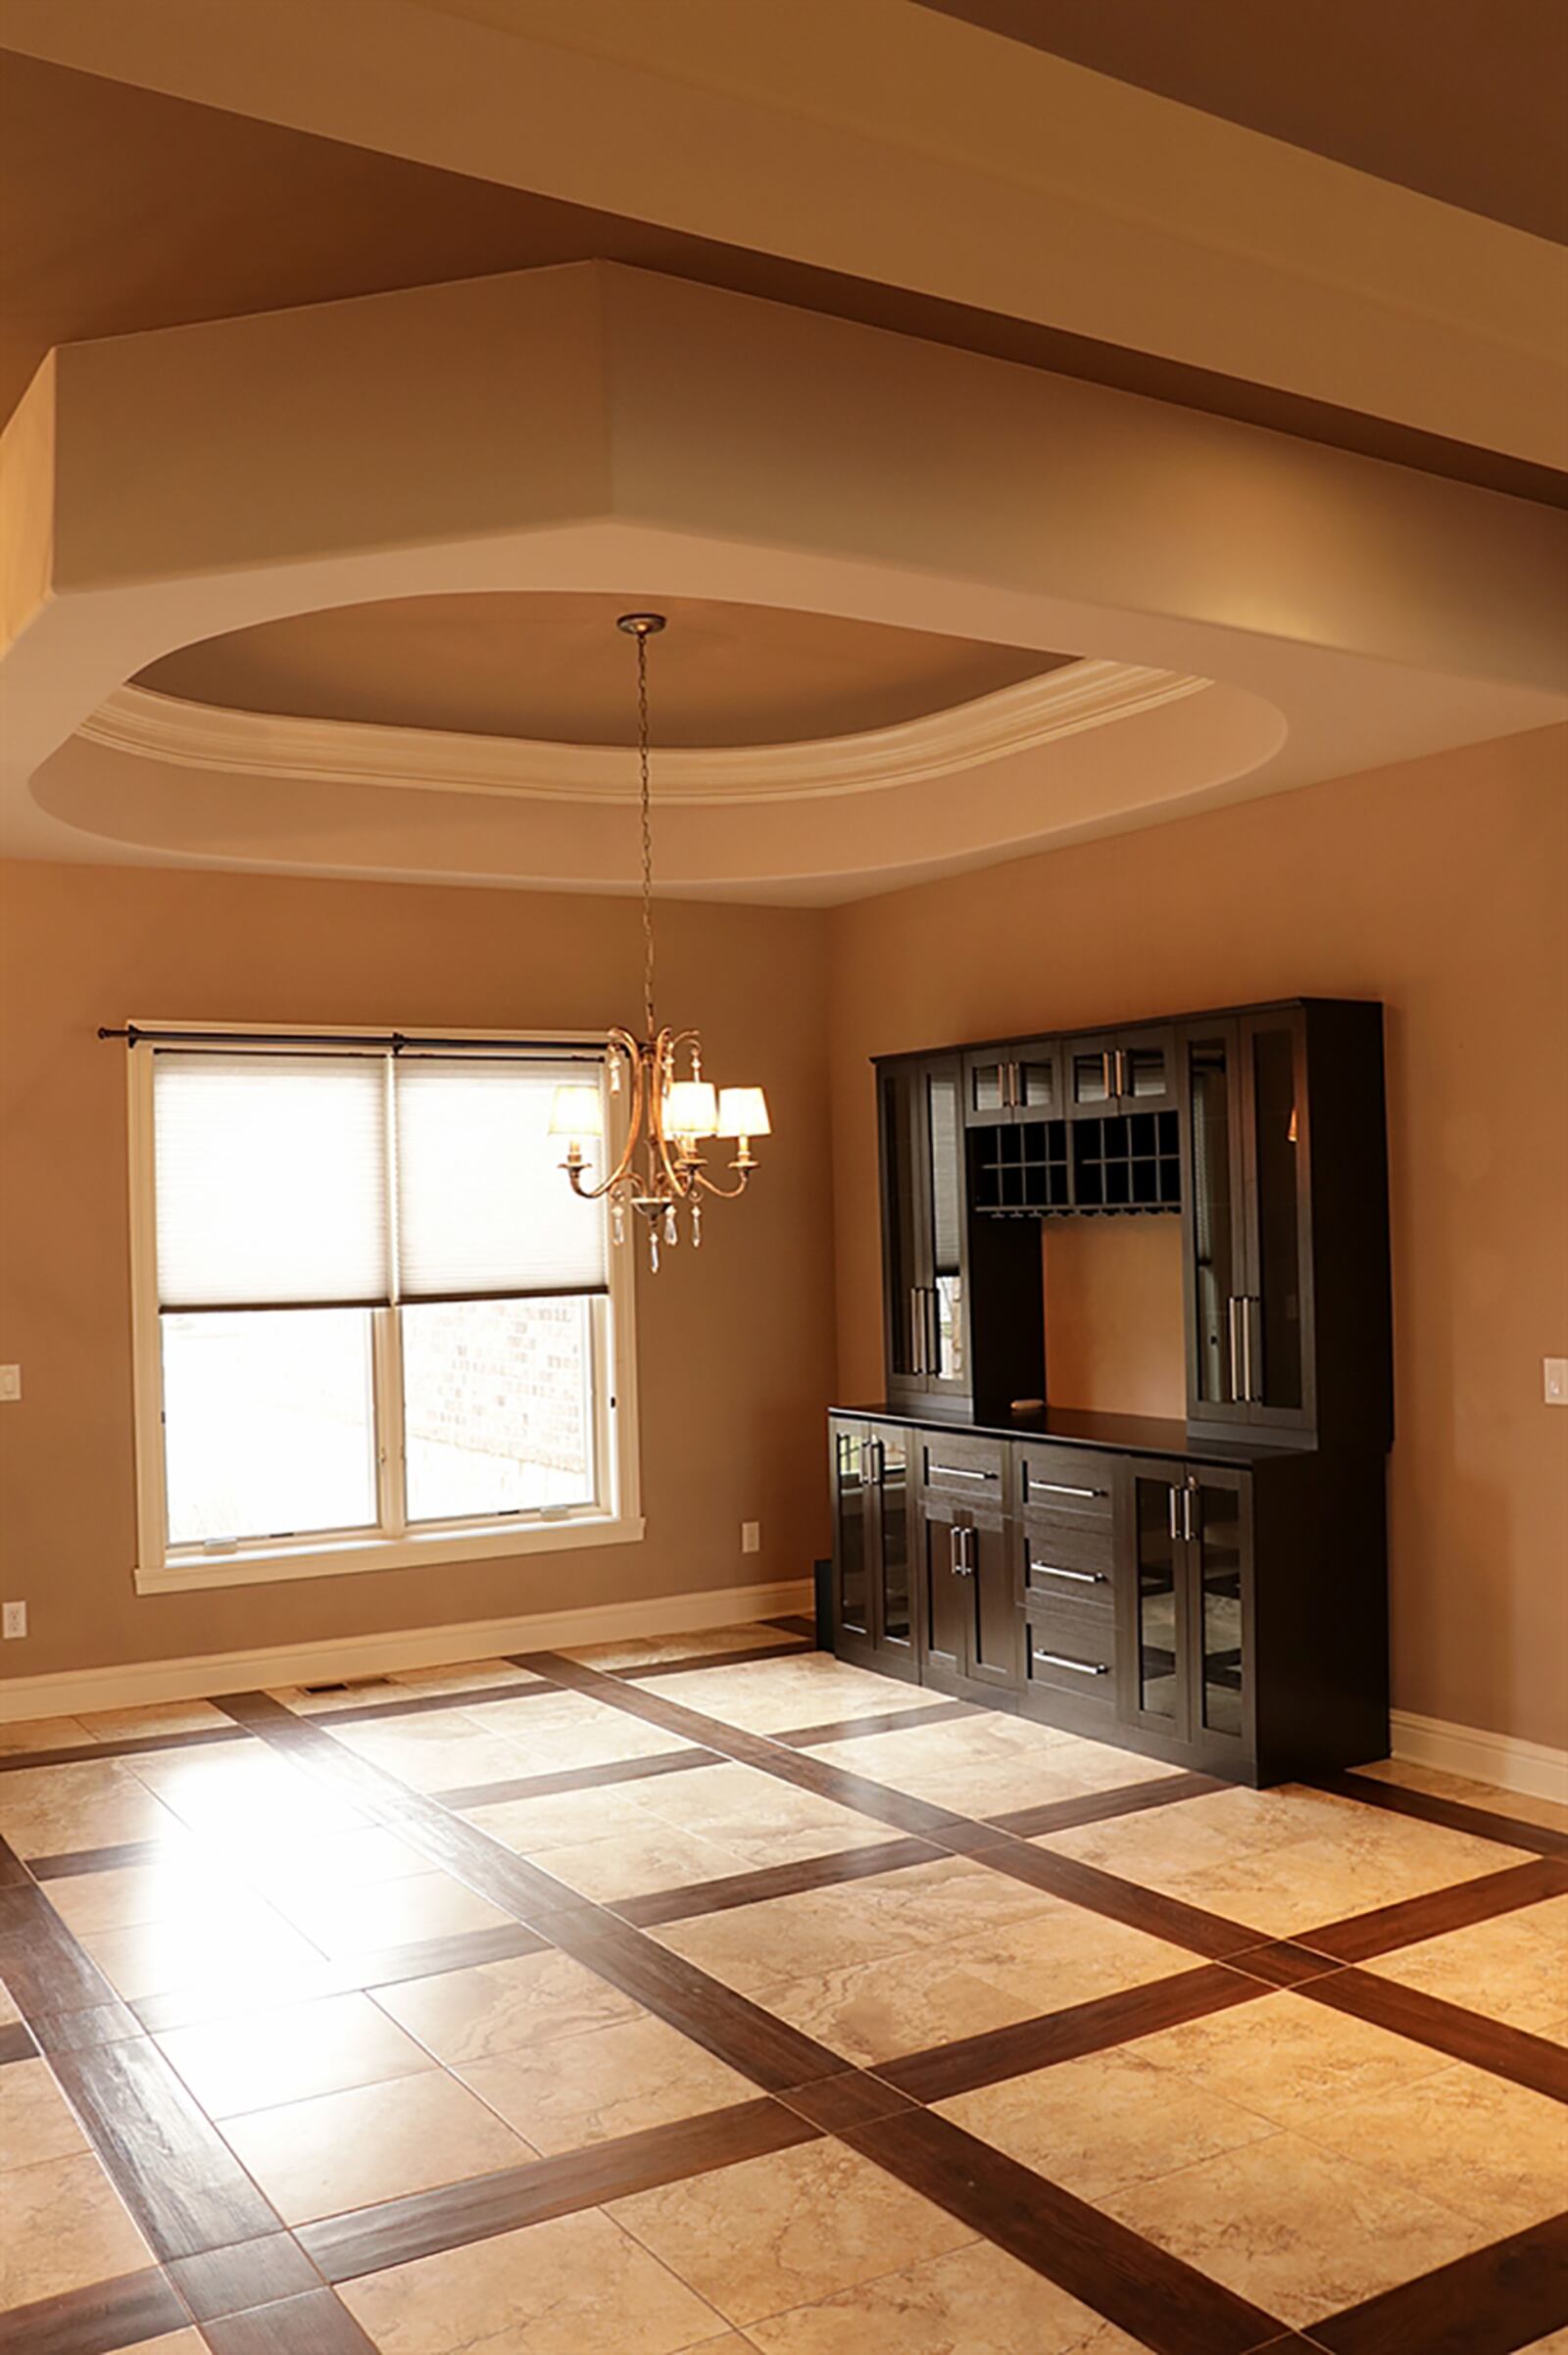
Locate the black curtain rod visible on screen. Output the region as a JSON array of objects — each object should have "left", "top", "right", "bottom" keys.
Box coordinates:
[{"left": 97, "top": 1024, "right": 604, "bottom": 1058}]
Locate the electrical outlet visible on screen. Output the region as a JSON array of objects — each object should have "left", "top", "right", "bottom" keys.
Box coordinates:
[
  {"left": 741, "top": 1521, "right": 761, "bottom": 1554},
  {"left": 1545, "top": 1358, "right": 1568, "bottom": 1405},
  {"left": 1, "top": 1603, "right": 25, "bottom": 1641},
  {"left": 0, "top": 1366, "right": 19, "bottom": 1402}
]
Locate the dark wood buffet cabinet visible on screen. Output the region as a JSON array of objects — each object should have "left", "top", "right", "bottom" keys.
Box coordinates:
[{"left": 828, "top": 999, "right": 1393, "bottom": 1786}]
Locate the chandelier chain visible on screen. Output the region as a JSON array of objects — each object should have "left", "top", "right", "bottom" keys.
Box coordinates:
[{"left": 637, "top": 628, "right": 656, "bottom": 1037}]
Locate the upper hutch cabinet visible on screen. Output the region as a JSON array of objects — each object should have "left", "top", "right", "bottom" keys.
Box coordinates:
[
  {"left": 879, "top": 1055, "right": 969, "bottom": 1400},
  {"left": 1180, "top": 1001, "right": 1390, "bottom": 1446},
  {"left": 962, "top": 1039, "right": 1061, "bottom": 1127},
  {"left": 1064, "top": 1025, "right": 1179, "bottom": 1118}
]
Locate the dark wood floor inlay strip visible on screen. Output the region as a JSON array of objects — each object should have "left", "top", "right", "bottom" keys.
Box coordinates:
[
  {"left": 0, "top": 2265, "right": 191, "bottom": 2355},
  {"left": 166, "top": 2231, "right": 325, "bottom": 2321},
  {"left": 621, "top": 1639, "right": 814, "bottom": 1680},
  {"left": 1299, "top": 1855, "right": 1568, "bottom": 1962},
  {"left": 776, "top": 2069, "right": 917, "bottom": 2131},
  {"left": 976, "top": 1838, "right": 1264, "bottom": 1959},
  {"left": 305, "top": 1678, "right": 562, "bottom": 1728},
  {"left": 0, "top": 1725, "right": 252, "bottom": 1774},
  {"left": 612, "top": 1835, "right": 942, "bottom": 1928},
  {"left": 217, "top": 1691, "right": 848, "bottom": 2091},
  {"left": 844, "top": 2105, "right": 1288, "bottom": 2355},
  {"left": 48, "top": 2033, "right": 286, "bottom": 2260},
  {"left": 0, "top": 2018, "right": 39, "bottom": 2065},
  {"left": 27, "top": 1838, "right": 177, "bottom": 1882},
  {"left": 774, "top": 1699, "right": 980, "bottom": 1747},
  {"left": 435, "top": 1743, "right": 719, "bottom": 1811},
  {"left": 1309, "top": 2210, "right": 1568, "bottom": 2355},
  {"left": 0, "top": 1880, "right": 125, "bottom": 2017},
  {"left": 987, "top": 1769, "right": 1226, "bottom": 1840},
  {"left": 200, "top": 2286, "right": 380, "bottom": 2354},
  {"left": 880, "top": 1963, "right": 1265, "bottom": 2102},
  {"left": 1300, "top": 1968, "right": 1568, "bottom": 2102},
  {"left": 1317, "top": 1769, "right": 1568, "bottom": 1859},
  {"left": 300, "top": 2095, "right": 821, "bottom": 2283}
]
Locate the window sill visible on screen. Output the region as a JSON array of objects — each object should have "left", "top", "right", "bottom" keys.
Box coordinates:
[{"left": 133, "top": 1512, "right": 646, "bottom": 1595}]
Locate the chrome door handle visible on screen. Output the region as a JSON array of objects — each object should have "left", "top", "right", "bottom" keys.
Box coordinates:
[
  {"left": 1246, "top": 1296, "right": 1261, "bottom": 1404},
  {"left": 1029, "top": 1479, "right": 1106, "bottom": 1501},
  {"left": 1227, "top": 1296, "right": 1244, "bottom": 1403},
  {"left": 1008, "top": 1060, "right": 1020, "bottom": 1109},
  {"left": 948, "top": 1524, "right": 961, "bottom": 1575},
  {"left": 1113, "top": 1048, "right": 1127, "bottom": 1100},
  {"left": 1030, "top": 1562, "right": 1106, "bottom": 1585},
  {"left": 962, "top": 1527, "right": 976, "bottom": 1576},
  {"left": 1101, "top": 1049, "right": 1114, "bottom": 1101},
  {"left": 1034, "top": 1651, "right": 1109, "bottom": 1676},
  {"left": 868, "top": 1438, "right": 884, "bottom": 1485},
  {"left": 1183, "top": 1480, "right": 1201, "bottom": 1544},
  {"left": 1167, "top": 1485, "right": 1181, "bottom": 1542},
  {"left": 909, "top": 1289, "right": 925, "bottom": 1377}
]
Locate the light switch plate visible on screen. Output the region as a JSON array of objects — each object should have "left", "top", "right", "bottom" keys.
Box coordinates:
[
  {"left": 1545, "top": 1358, "right": 1568, "bottom": 1405},
  {"left": 741, "top": 1521, "right": 761, "bottom": 1554},
  {"left": 1, "top": 1603, "right": 25, "bottom": 1640},
  {"left": 0, "top": 1366, "right": 19, "bottom": 1402}
]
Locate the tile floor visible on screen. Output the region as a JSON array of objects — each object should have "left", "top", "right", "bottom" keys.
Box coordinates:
[{"left": 0, "top": 1623, "right": 1563, "bottom": 2353}]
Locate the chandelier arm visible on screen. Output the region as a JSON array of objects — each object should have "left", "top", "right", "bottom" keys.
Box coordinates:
[
  {"left": 647, "top": 1035, "right": 696, "bottom": 1200},
  {"left": 564, "top": 1039, "right": 645, "bottom": 1202},
  {"left": 692, "top": 1164, "right": 753, "bottom": 1200}
]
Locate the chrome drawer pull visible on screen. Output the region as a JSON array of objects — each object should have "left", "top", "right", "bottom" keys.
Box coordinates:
[
  {"left": 1034, "top": 1651, "right": 1109, "bottom": 1676},
  {"left": 1029, "top": 1480, "right": 1106, "bottom": 1500},
  {"left": 930, "top": 1463, "right": 997, "bottom": 1481},
  {"left": 1030, "top": 1562, "right": 1105, "bottom": 1585}
]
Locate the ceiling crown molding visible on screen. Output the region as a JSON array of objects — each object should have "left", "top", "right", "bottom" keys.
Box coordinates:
[{"left": 76, "top": 660, "right": 1211, "bottom": 805}]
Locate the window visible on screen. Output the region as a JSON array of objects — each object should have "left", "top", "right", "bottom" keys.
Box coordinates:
[{"left": 128, "top": 1034, "right": 639, "bottom": 1591}]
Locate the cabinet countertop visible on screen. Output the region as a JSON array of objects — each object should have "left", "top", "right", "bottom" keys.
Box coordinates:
[{"left": 832, "top": 1401, "right": 1309, "bottom": 1466}]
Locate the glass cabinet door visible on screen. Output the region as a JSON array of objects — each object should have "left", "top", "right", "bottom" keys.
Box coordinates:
[
  {"left": 877, "top": 1431, "right": 912, "bottom": 1649},
  {"left": 833, "top": 1426, "right": 870, "bottom": 1638},
  {"left": 1118, "top": 1028, "right": 1176, "bottom": 1110},
  {"left": 922, "top": 1063, "right": 966, "bottom": 1390},
  {"left": 1013, "top": 1044, "right": 1059, "bottom": 1115},
  {"left": 962, "top": 1053, "right": 1012, "bottom": 1125},
  {"left": 1066, "top": 1036, "right": 1116, "bottom": 1114},
  {"left": 1245, "top": 1014, "right": 1307, "bottom": 1420},
  {"left": 879, "top": 1070, "right": 922, "bottom": 1386},
  {"left": 1131, "top": 1467, "right": 1186, "bottom": 1728},
  {"left": 1194, "top": 1475, "right": 1247, "bottom": 1741},
  {"left": 1185, "top": 1024, "right": 1246, "bottom": 1413}
]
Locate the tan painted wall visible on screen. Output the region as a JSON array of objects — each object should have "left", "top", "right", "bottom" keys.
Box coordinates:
[
  {"left": 0, "top": 860, "right": 836, "bottom": 1678},
  {"left": 829, "top": 723, "right": 1568, "bottom": 1751}
]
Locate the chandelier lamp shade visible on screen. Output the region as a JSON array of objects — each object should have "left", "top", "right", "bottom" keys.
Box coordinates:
[{"left": 549, "top": 614, "right": 770, "bottom": 1269}]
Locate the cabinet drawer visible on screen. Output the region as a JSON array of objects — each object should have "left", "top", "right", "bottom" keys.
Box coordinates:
[
  {"left": 919, "top": 1432, "right": 1006, "bottom": 1500},
  {"left": 1024, "top": 1607, "right": 1116, "bottom": 1707},
  {"left": 1015, "top": 1443, "right": 1114, "bottom": 1519},
  {"left": 1019, "top": 1511, "right": 1115, "bottom": 1602}
]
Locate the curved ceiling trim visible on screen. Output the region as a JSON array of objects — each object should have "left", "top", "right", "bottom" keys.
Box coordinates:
[{"left": 77, "top": 659, "right": 1211, "bottom": 806}]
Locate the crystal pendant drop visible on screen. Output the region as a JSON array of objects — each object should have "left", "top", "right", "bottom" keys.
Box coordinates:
[
  {"left": 663, "top": 1204, "right": 678, "bottom": 1246},
  {"left": 692, "top": 1201, "right": 703, "bottom": 1250},
  {"left": 649, "top": 1224, "right": 660, "bottom": 1273},
  {"left": 611, "top": 1202, "right": 625, "bottom": 1247}
]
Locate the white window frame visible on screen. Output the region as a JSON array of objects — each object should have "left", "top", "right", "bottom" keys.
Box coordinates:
[{"left": 125, "top": 1021, "right": 643, "bottom": 1595}]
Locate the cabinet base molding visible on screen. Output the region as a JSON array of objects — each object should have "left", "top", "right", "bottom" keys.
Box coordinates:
[
  {"left": 0, "top": 1578, "right": 814, "bottom": 1723},
  {"left": 1391, "top": 1709, "right": 1568, "bottom": 1806}
]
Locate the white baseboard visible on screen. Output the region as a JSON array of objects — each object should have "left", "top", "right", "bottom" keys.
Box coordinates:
[
  {"left": 1390, "top": 1708, "right": 1568, "bottom": 1806},
  {"left": 0, "top": 1578, "right": 815, "bottom": 1723}
]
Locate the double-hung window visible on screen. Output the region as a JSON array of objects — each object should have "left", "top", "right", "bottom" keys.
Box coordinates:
[{"left": 128, "top": 1033, "right": 639, "bottom": 1592}]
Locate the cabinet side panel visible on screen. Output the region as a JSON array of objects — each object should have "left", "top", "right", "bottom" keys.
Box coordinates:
[{"left": 1251, "top": 1450, "right": 1390, "bottom": 1778}]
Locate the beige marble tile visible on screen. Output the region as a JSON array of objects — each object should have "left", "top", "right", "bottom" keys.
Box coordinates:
[
  {"left": 327, "top": 1711, "right": 540, "bottom": 1792},
  {"left": 340, "top": 2205, "right": 726, "bottom": 2353},
  {"left": 75, "top": 1893, "right": 334, "bottom": 2003},
  {"left": 44, "top": 1844, "right": 227, "bottom": 1937},
  {"left": 0, "top": 2148, "right": 153, "bottom": 2307},
  {"left": 1362, "top": 1897, "right": 1568, "bottom": 2033},
  {"left": 129, "top": 1745, "right": 367, "bottom": 1837},
  {"left": 158, "top": 1989, "right": 437, "bottom": 2117},
  {"left": 811, "top": 1714, "right": 1072, "bottom": 1794},
  {"left": 0, "top": 2055, "right": 90, "bottom": 2169},
  {"left": 609, "top": 2138, "right": 975, "bottom": 2326},
  {"left": 1102, "top": 2130, "right": 1493, "bottom": 2326},
  {"left": 387, "top": 1657, "right": 546, "bottom": 1695},
  {"left": 744, "top": 2237, "right": 1147, "bottom": 2354},
  {"left": 116, "top": 2335, "right": 209, "bottom": 2354},
  {"left": 78, "top": 1700, "right": 233, "bottom": 1741},
  {"left": 268, "top": 1866, "right": 514, "bottom": 1956},
  {"left": 460, "top": 2012, "right": 754, "bottom": 2151},
  {"left": 0, "top": 1757, "right": 180, "bottom": 1854},
  {"left": 0, "top": 1977, "right": 21, "bottom": 2028},
  {"left": 220, "top": 2067, "right": 531, "bottom": 2224},
  {"left": 244, "top": 1822, "right": 433, "bottom": 1896},
  {"left": 1299, "top": 2060, "right": 1568, "bottom": 2232},
  {"left": 754, "top": 1945, "right": 1044, "bottom": 2065},
  {"left": 534, "top": 1824, "right": 760, "bottom": 1901},
  {"left": 655, "top": 1858, "right": 1053, "bottom": 1998},
  {"left": 0, "top": 1715, "right": 92, "bottom": 1753},
  {"left": 940, "top": 2044, "right": 1275, "bottom": 2200},
  {"left": 566, "top": 1621, "right": 806, "bottom": 1670},
  {"left": 647, "top": 1658, "right": 955, "bottom": 1737},
  {"left": 373, "top": 1947, "right": 643, "bottom": 2064},
  {"left": 464, "top": 1782, "right": 680, "bottom": 1855},
  {"left": 634, "top": 1764, "right": 897, "bottom": 1864},
  {"left": 1132, "top": 1987, "right": 1451, "bottom": 2126},
  {"left": 944, "top": 1894, "right": 1202, "bottom": 2012}
]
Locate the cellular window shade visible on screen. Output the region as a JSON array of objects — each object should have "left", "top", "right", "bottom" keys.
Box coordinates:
[
  {"left": 395, "top": 1059, "right": 608, "bottom": 1300},
  {"left": 154, "top": 1054, "right": 390, "bottom": 1309}
]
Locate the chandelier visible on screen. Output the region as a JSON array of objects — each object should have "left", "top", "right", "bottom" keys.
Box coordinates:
[{"left": 550, "top": 613, "right": 770, "bottom": 1270}]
